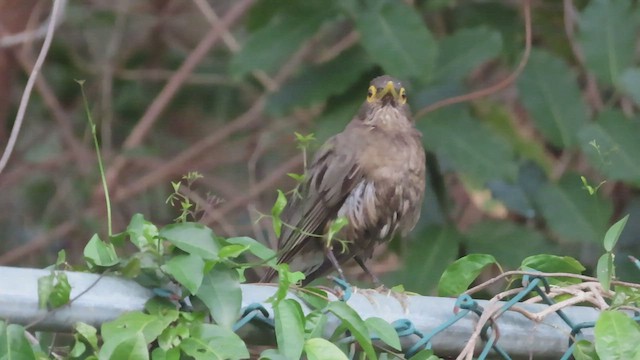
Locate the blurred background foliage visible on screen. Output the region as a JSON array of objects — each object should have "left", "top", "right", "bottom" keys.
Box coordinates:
[{"left": 1, "top": 0, "right": 639, "bottom": 294}]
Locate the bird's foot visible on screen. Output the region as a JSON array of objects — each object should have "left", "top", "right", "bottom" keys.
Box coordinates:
[
  {"left": 354, "top": 285, "right": 411, "bottom": 314},
  {"left": 328, "top": 276, "right": 354, "bottom": 301}
]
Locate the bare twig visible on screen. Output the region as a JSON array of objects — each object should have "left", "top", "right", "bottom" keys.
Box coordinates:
[
  {"left": 115, "top": 69, "right": 237, "bottom": 85},
  {"left": 203, "top": 155, "right": 303, "bottom": 225},
  {"left": 0, "top": 0, "right": 65, "bottom": 175},
  {"left": 465, "top": 270, "right": 640, "bottom": 296},
  {"left": 99, "top": 3, "right": 128, "bottom": 158},
  {"left": 415, "top": 0, "right": 532, "bottom": 118},
  {"left": 0, "top": 0, "right": 67, "bottom": 48},
  {"left": 191, "top": 0, "right": 275, "bottom": 90},
  {"left": 102, "top": 0, "right": 255, "bottom": 190},
  {"left": 315, "top": 31, "right": 359, "bottom": 64},
  {"left": 14, "top": 59, "right": 92, "bottom": 172},
  {"left": 563, "top": 0, "right": 603, "bottom": 112}
]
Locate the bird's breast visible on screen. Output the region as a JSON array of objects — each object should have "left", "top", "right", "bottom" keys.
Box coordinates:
[
  {"left": 336, "top": 128, "right": 425, "bottom": 257},
  {"left": 364, "top": 130, "right": 425, "bottom": 182}
]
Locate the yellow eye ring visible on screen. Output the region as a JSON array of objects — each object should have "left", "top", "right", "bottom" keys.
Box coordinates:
[
  {"left": 399, "top": 88, "right": 407, "bottom": 104},
  {"left": 367, "top": 85, "right": 376, "bottom": 102}
]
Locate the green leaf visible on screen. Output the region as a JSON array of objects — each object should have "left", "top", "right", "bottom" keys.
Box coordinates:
[
  {"left": 410, "top": 349, "right": 442, "bottom": 360},
  {"left": 180, "top": 338, "right": 224, "bottom": 360},
  {"left": 120, "top": 257, "right": 142, "bottom": 278},
  {"left": 297, "top": 287, "right": 329, "bottom": 310},
  {"left": 393, "top": 225, "right": 460, "bottom": 292},
  {"left": 304, "top": 311, "right": 328, "bottom": 339},
  {"left": 594, "top": 310, "right": 640, "bottom": 359},
  {"left": 260, "top": 349, "right": 289, "bottom": 360},
  {"left": 161, "top": 254, "right": 205, "bottom": 294},
  {"left": 157, "top": 321, "right": 189, "bottom": 350},
  {"left": 160, "top": 223, "right": 219, "bottom": 260},
  {"left": 365, "top": 317, "right": 401, "bottom": 350},
  {"left": 326, "top": 302, "right": 375, "bottom": 360},
  {"left": 521, "top": 254, "right": 585, "bottom": 273},
  {"left": 127, "top": 213, "right": 160, "bottom": 252},
  {"left": 304, "top": 338, "right": 348, "bottom": 360},
  {"left": 533, "top": 175, "right": 613, "bottom": 244},
  {"left": 466, "top": 221, "right": 557, "bottom": 269},
  {"left": 75, "top": 322, "right": 99, "bottom": 351},
  {"left": 102, "top": 311, "right": 176, "bottom": 345},
  {"left": 187, "top": 324, "right": 249, "bottom": 360},
  {"left": 230, "top": 6, "right": 331, "bottom": 78},
  {"left": 326, "top": 216, "right": 348, "bottom": 246},
  {"left": 579, "top": 0, "right": 638, "bottom": 85},
  {"left": 0, "top": 322, "right": 37, "bottom": 360},
  {"left": 419, "top": 107, "right": 517, "bottom": 184},
  {"left": 69, "top": 338, "right": 87, "bottom": 358},
  {"left": 218, "top": 244, "right": 250, "bottom": 260},
  {"left": 476, "top": 102, "right": 552, "bottom": 173},
  {"left": 151, "top": 347, "right": 181, "bottom": 360},
  {"left": 438, "top": 254, "right": 496, "bottom": 297},
  {"left": 578, "top": 110, "right": 640, "bottom": 183},
  {"left": 433, "top": 27, "right": 502, "bottom": 82},
  {"left": 226, "top": 236, "right": 277, "bottom": 265},
  {"left": 451, "top": 2, "right": 521, "bottom": 62},
  {"left": 56, "top": 249, "right": 66, "bottom": 266},
  {"left": 274, "top": 299, "right": 305, "bottom": 360},
  {"left": 269, "top": 264, "right": 306, "bottom": 304},
  {"left": 84, "top": 234, "right": 119, "bottom": 267},
  {"left": 618, "top": 68, "right": 640, "bottom": 106},
  {"left": 48, "top": 272, "right": 71, "bottom": 308},
  {"left": 520, "top": 255, "right": 586, "bottom": 285},
  {"left": 517, "top": 49, "right": 588, "bottom": 148},
  {"left": 271, "top": 190, "right": 287, "bottom": 238},
  {"left": 266, "top": 48, "right": 373, "bottom": 116},
  {"left": 604, "top": 215, "right": 630, "bottom": 252},
  {"left": 354, "top": 1, "right": 437, "bottom": 80},
  {"left": 573, "top": 339, "right": 598, "bottom": 360},
  {"left": 597, "top": 253, "right": 614, "bottom": 292},
  {"left": 100, "top": 332, "right": 148, "bottom": 360},
  {"left": 196, "top": 265, "right": 241, "bottom": 329},
  {"left": 37, "top": 273, "right": 54, "bottom": 309}
]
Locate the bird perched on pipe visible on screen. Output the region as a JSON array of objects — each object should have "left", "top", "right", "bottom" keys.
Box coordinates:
[{"left": 261, "top": 75, "right": 426, "bottom": 286}]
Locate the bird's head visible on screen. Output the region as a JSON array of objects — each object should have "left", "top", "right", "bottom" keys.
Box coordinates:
[
  {"left": 357, "top": 75, "right": 411, "bottom": 127},
  {"left": 366, "top": 75, "right": 407, "bottom": 108}
]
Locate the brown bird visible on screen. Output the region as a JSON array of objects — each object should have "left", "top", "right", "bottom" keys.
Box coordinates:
[{"left": 261, "top": 75, "right": 426, "bottom": 286}]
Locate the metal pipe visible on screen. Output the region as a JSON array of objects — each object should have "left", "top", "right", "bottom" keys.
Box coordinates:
[{"left": 0, "top": 266, "right": 598, "bottom": 358}]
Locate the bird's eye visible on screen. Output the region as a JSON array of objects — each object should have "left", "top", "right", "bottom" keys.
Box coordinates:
[
  {"left": 367, "top": 85, "right": 376, "bottom": 102},
  {"left": 399, "top": 88, "right": 407, "bottom": 104}
]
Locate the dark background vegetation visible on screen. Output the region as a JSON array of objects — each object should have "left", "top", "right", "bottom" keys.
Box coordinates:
[{"left": 1, "top": 0, "right": 639, "bottom": 294}]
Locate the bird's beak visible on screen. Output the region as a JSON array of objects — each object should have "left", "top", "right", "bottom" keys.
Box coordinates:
[{"left": 378, "top": 81, "right": 399, "bottom": 101}]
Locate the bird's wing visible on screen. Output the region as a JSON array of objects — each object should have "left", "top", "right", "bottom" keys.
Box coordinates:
[{"left": 263, "top": 130, "right": 364, "bottom": 280}]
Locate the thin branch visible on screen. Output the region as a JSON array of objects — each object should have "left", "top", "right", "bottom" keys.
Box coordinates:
[
  {"left": 563, "top": 0, "right": 603, "bottom": 111},
  {"left": 415, "top": 0, "right": 532, "bottom": 119},
  {"left": 465, "top": 270, "right": 640, "bottom": 296},
  {"left": 315, "top": 31, "right": 359, "bottom": 64},
  {"left": 6, "top": 46, "right": 92, "bottom": 172},
  {"left": 0, "top": 0, "right": 67, "bottom": 48},
  {"left": 202, "top": 155, "right": 303, "bottom": 225},
  {"left": 102, "top": 0, "right": 255, "bottom": 189},
  {"left": 0, "top": 0, "right": 65, "bottom": 175},
  {"left": 191, "top": 0, "right": 275, "bottom": 90}
]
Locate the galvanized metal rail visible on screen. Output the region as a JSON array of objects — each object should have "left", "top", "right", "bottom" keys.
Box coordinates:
[{"left": 0, "top": 266, "right": 599, "bottom": 359}]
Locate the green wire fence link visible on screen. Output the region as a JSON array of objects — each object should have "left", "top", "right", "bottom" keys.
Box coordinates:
[
  {"left": 3, "top": 267, "right": 634, "bottom": 358},
  {"left": 233, "top": 273, "right": 628, "bottom": 360},
  {"left": 330, "top": 276, "right": 354, "bottom": 301},
  {"left": 233, "top": 303, "right": 273, "bottom": 332}
]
